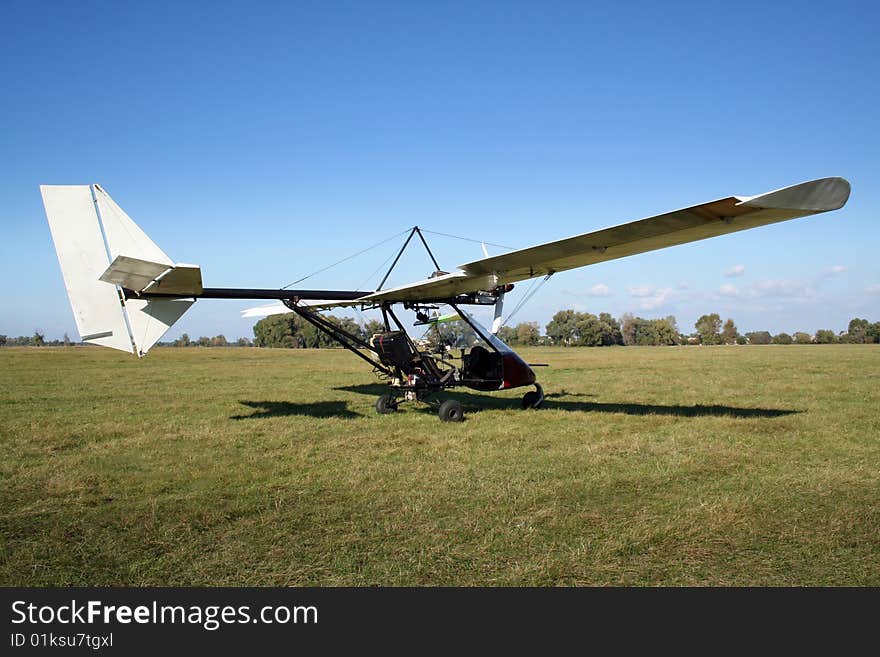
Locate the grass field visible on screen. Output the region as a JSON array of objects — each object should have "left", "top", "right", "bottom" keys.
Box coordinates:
[{"left": 1, "top": 344, "right": 878, "bottom": 586}]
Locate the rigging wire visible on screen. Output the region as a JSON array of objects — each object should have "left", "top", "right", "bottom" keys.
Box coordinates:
[
  {"left": 501, "top": 273, "right": 553, "bottom": 327},
  {"left": 357, "top": 245, "right": 401, "bottom": 292},
  {"left": 282, "top": 225, "right": 520, "bottom": 295},
  {"left": 501, "top": 277, "right": 540, "bottom": 325},
  {"left": 281, "top": 228, "right": 412, "bottom": 289},
  {"left": 420, "top": 229, "right": 516, "bottom": 252}
]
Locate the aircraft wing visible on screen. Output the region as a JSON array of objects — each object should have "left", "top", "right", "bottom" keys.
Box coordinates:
[{"left": 361, "top": 177, "right": 850, "bottom": 303}]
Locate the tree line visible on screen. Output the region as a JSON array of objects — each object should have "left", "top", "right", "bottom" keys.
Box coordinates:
[
  {"left": 0, "top": 332, "right": 254, "bottom": 348},
  {"left": 4, "top": 313, "right": 877, "bottom": 350},
  {"left": 245, "top": 311, "right": 880, "bottom": 348}
]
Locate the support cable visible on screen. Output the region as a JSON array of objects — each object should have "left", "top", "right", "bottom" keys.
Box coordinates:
[
  {"left": 420, "top": 228, "right": 515, "bottom": 252},
  {"left": 501, "top": 273, "right": 553, "bottom": 327},
  {"left": 281, "top": 227, "right": 412, "bottom": 289}
]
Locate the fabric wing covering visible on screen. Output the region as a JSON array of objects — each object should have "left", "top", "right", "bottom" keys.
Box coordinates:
[{"left": 360, "top": 177, "right": 850, "bottom": 303}]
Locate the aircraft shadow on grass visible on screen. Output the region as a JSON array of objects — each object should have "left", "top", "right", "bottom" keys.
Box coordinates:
[
  {"left": 332, "top": 384, "right": 801, "bottom": 419},
  {"left": 230, "top": 387, "right": 800, "bottom": 421},
  {"left": 231, "top": 400, "right": 362, "bottom": 420}
]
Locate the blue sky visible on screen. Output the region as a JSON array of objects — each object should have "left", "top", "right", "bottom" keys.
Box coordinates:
[{"left": 2, "top": 0, "right": 878, "bottom": 341}]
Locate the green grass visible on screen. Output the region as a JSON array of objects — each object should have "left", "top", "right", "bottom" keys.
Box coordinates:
[{"left": 1, "top": 344, "right": 878, "bottom": 585}]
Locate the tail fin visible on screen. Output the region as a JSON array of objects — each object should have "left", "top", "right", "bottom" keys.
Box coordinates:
[{"left": 41, "top": 184, "right": 201, "bottom": 356}]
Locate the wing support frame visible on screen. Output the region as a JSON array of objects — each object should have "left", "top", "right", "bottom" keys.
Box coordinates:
[{"left": 283, "top": 299, "right": 393, "bottom": 377}]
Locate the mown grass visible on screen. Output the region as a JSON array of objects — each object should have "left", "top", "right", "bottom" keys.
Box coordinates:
[{"left": 1, "top": 344, "right": 878, "bottom": 585}]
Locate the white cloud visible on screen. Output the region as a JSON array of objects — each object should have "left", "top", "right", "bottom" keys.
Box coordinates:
[
  {"left": 748, "top": 279, "right": 816, "bottom": 301},
  {"left": 867, "top": 284, "right": 880, "bottom": 295},
  {"left": 638, "top": 288, "right": 674, "bottom": 310},
  {"left": 711, "top": 278, "right": 818, "bottom": 306},
  {"left": 587, "top": 283, "right": 611, "bottom": 297},
  {"left": 719, "top": 283, "right": 740, "bottom": 297},
  {"left": 724, "top": 264, "right": 746, "bottom": 277},
  {"left": 628, "top": 284, "right": 655, "bottom": 298},
  {"left": 823, "top": 265, "right": 847, "bottom": 275},
  {"left": 677, "top": 281, "right": 690, "bottom": 290}
]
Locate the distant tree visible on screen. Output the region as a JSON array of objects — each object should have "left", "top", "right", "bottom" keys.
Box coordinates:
[
  {"left": 619, "top": 316, "right": 679, "bottom": 346},
  {"left": 62, "top": 332, "right": 73, "bottom": 347},
  {"left": 745, "top": 331, "right": 772, "bottom": 345},
  {"left": 793, "top": 332, "right": 812, "bottom": 344},
  {"left": 867, "top": 322, "right": 880, "bottom": 344},
  {"left": 814, "top": 329, "right": 838, "bottom": 344},
  {"left": 0, "top": 335, "right": 6, "bottom": 347},
  {"left": 174, "top": 333, "right": 191, "bottom": 347},
  {"left": 363, "top": 319, "right": 386, "bottom": 338},
  {"left": 772, "top": 332, "right": 793, "bottom": 345},
  {"left": 633, "top": 319, "right": 658, "bottom": 346},
  {"left": 495, "top": 325, "right": 518, "bottom": 345},
  {"left": 735, "top": 335, "right": 748, "bottom": 345},
  {"left": 515, "top": 322, "right": 541, "bottom": 346},
  {"left": 211, "top": 334, "right": 228, "bottom": 347},
  {"left": 573, "top": 313, "right": 609, "bottom": 346},
  {"left": 846, "top": 318, "right": 870, "bottom": 343},
  {"left": 546, "top": 310, "right": 577, "bottom": 346},
  {"left": 236, "top": 337, "right": 253, "bottom": 347},
  {"left": 254, "top": 314, "right": 300, "bottom": 348},
  {"left": 721, "top": 318, "right": 738, "bottom": 345},
  {"left": 31, "top": 331, "right": 45, "bottom": 347},
  {"left": 197, "top": 336, "right": 211, "bottom": 347},
  {"left": 695, "top": 313, "right": 722, "bottom": 345},
  {"left": 620, "top": 313, "right": 637, "bottom": 346},
  {"left": 655, "top": 317, "right": 680, "bottom": 345},
  {"left": 600, "top": 313, "right": 624, "bottom": 345},
  {"left": 329, "top": 317, "right": 366, "bottom": 345},
  {"left": 545, "top": 310, "right": 622, "bottom": 346},
  {"left": 428, "top": 320, "right": 477, "bottom": 350}
]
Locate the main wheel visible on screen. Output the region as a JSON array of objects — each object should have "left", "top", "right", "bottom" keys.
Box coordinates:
[
  {"left": 376, "top": 393, "right": 398, "bottom": 414},
  {"left": 438, "top": 399, "right": 464, "bottom": 422},
  {"left": 521, "top": 390, "right": 542, "bottom": 409}
]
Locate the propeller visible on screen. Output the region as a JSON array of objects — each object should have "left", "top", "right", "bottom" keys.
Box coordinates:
[{"left": 482, "top": 242, "right": 505, "bottom": 335}]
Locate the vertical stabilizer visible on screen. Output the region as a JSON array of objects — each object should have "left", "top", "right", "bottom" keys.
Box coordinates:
[
  {"left": 42, "top": 184, "right": 197, "bottom": 356},
  {"left": 41, "top": 185, "right": 135, "bottom": 353}
]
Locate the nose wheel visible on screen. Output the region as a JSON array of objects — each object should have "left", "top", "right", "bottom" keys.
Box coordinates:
[
  {"left": 438, "top": 399, "right": 464, "bottom": 422},
  {"left": 521, "top": 383, "right": 544, "bottom": 409},
  {"left": 375, "top": 393, "right": 398, "bottom": 414}
]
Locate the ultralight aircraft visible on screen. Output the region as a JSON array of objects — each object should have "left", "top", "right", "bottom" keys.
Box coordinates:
[{"left": 42, "top": 177, "right": 850, "bottom": 420}]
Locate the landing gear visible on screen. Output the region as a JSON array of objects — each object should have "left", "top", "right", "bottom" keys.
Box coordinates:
[
  {"left": 375, "top": 393, "right": 398, "bottom": 414},
  {"left": 438, "top": 399, "right": 464, "bottom": 422},
  {"left": 521, "top": 383, "right": 544, "bottom": 409}
]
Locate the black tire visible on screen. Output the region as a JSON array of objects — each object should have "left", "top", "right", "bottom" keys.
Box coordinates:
[
  {"left": 438, "top": 399, "right": 464, "bottom": 422},
  {"left": 522, "top": 390, "right": 540, "bottom": 409},
  {"left": 376, "top": 393, "right": 398, "bottom": 414}
]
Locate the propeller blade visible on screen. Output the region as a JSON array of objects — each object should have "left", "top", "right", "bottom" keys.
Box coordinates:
[{"left": 491, "top": 293, "right": 504, "bottom": 334}]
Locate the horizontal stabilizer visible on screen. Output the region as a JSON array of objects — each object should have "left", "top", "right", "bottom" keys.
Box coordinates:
[
  {"left": 100, "top": 255, "right": 203, "bottom": 296},
  {"left": 150, "top": 263, "right": 202, "bottom": 295},
  {"left": 100, "top": 256, "right": 170, "bottom": 292}
]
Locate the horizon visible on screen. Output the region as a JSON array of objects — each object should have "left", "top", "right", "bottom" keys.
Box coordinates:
[{"left": 2, "top": 2, "right": 878, "bottom": 341}]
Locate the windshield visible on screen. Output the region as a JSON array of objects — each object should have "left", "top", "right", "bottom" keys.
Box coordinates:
[{"left": 417, "top": 307, "right": 513, "bottom": 354}]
